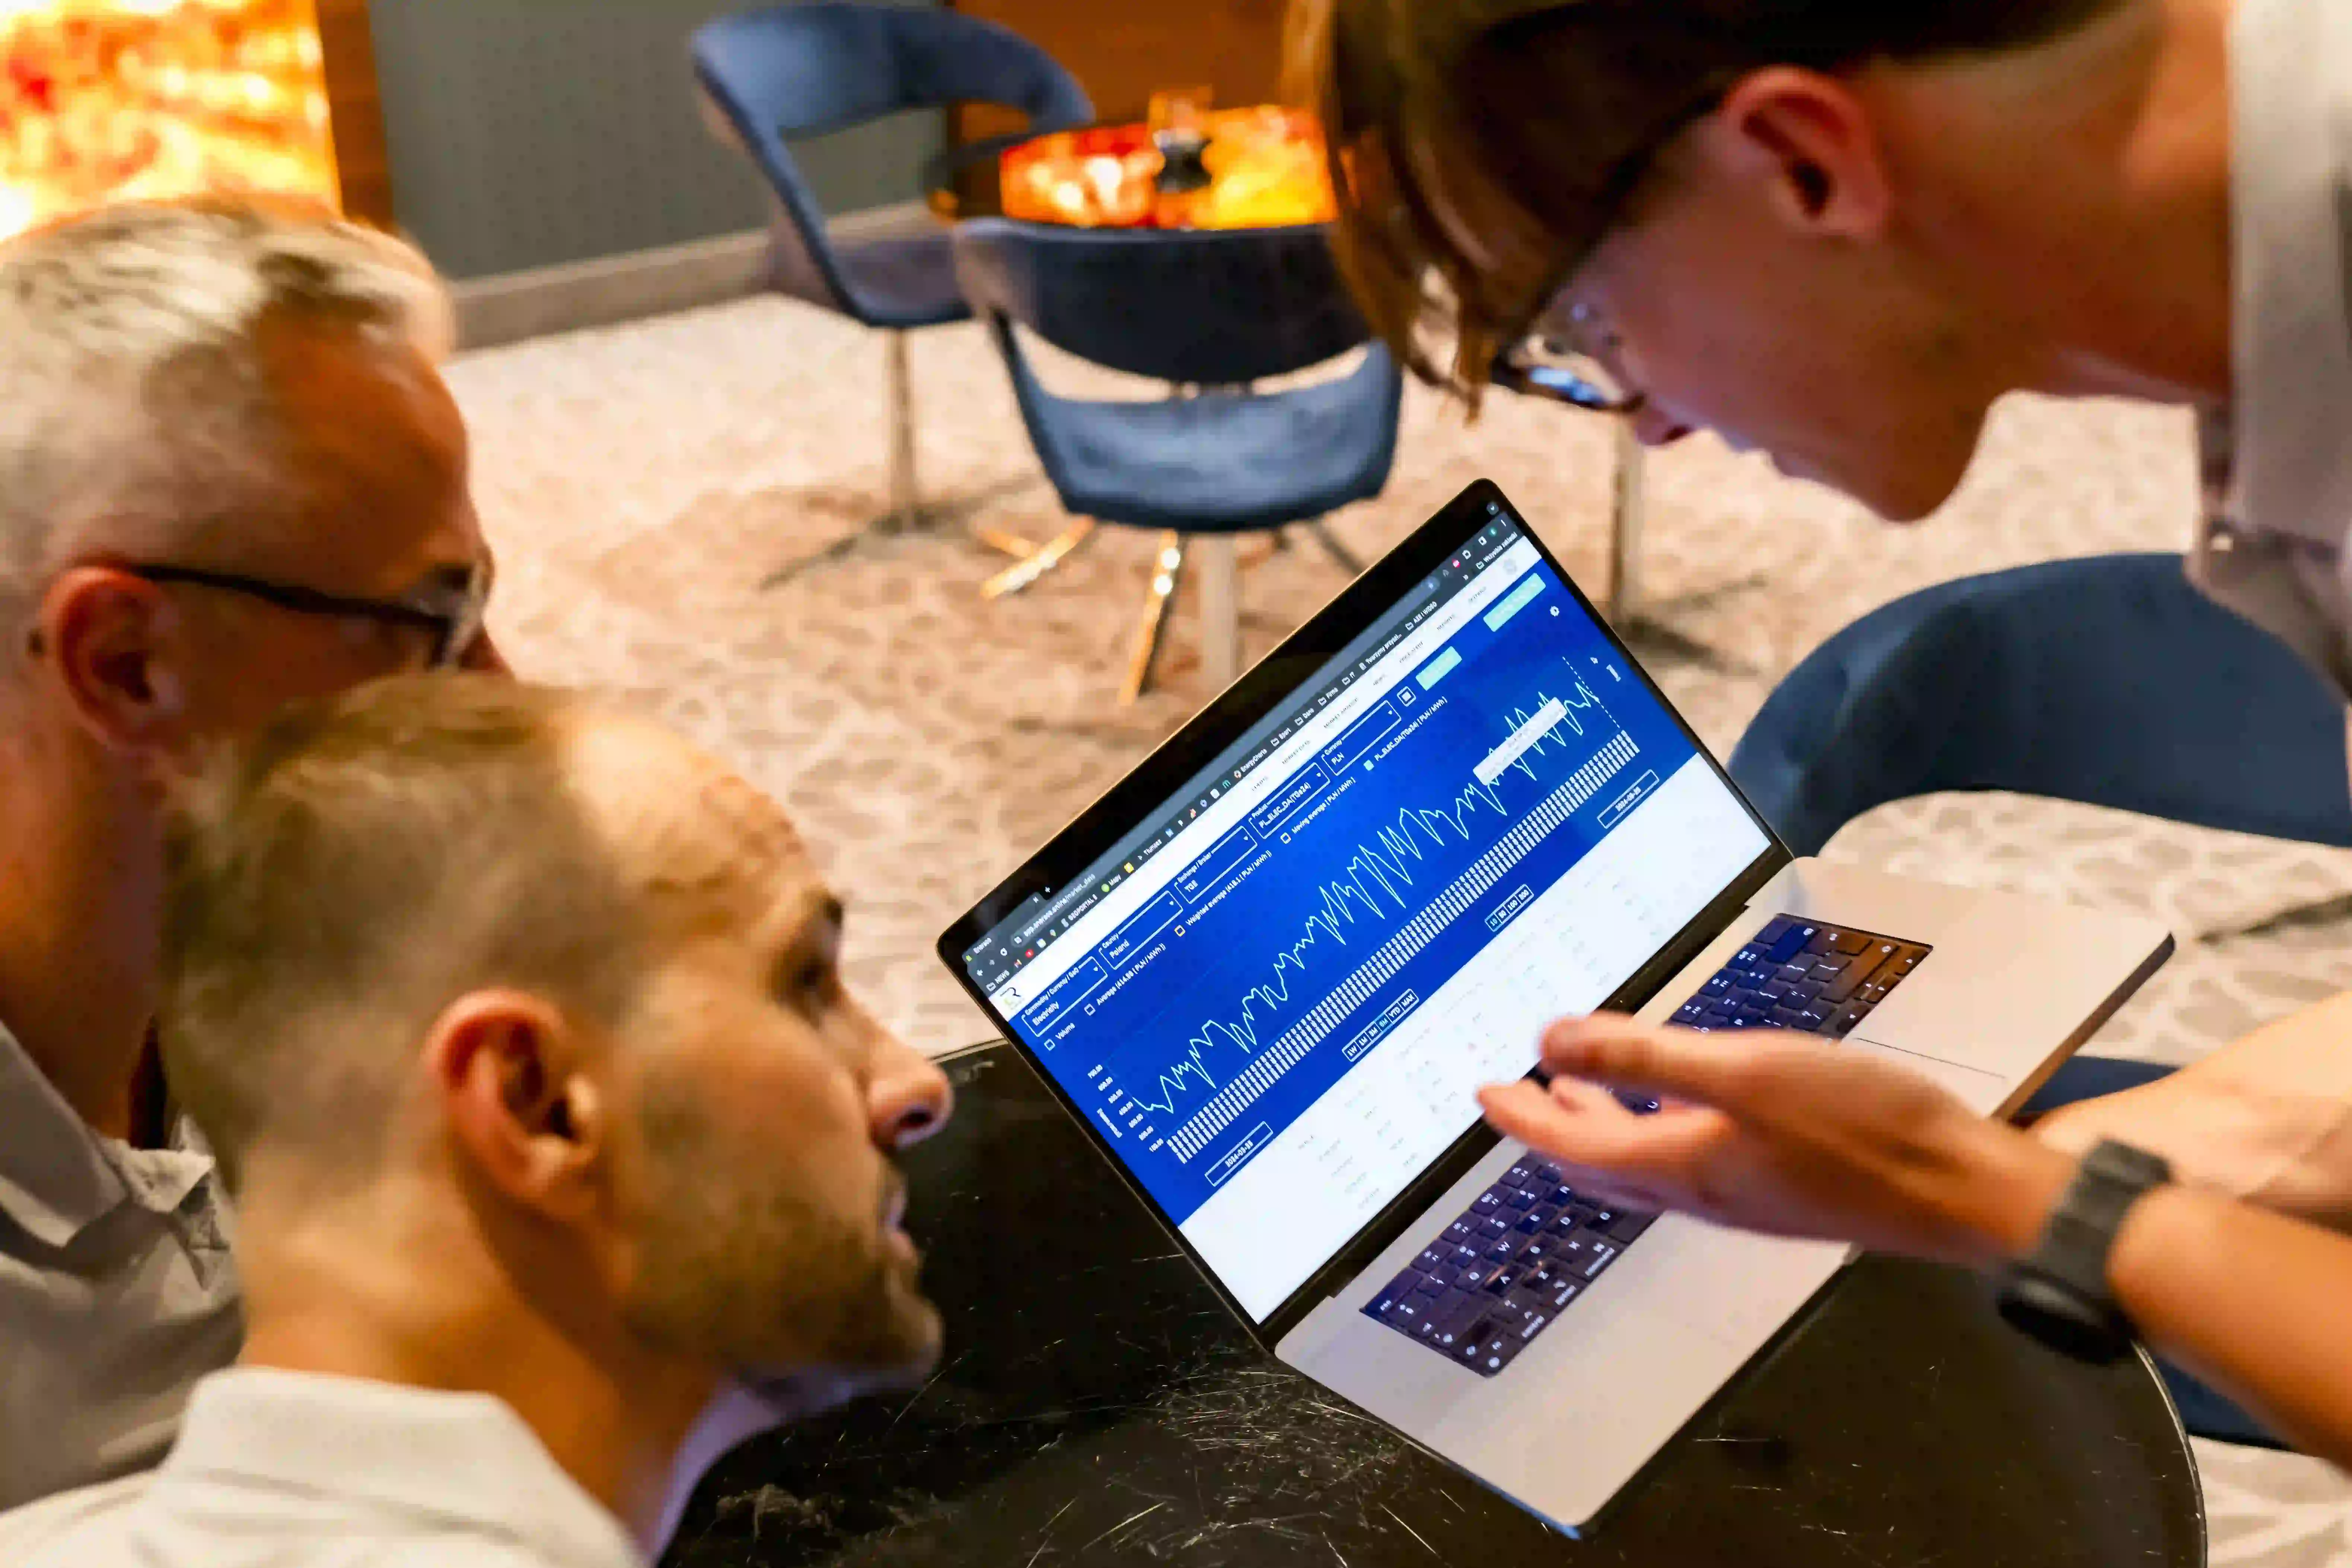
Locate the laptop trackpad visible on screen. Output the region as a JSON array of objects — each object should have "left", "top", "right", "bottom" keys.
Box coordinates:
[{"left": 1841, "top": 1038, "right": 2007, "bottom": 1115}]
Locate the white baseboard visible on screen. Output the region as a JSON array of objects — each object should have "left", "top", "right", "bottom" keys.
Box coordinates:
[{"left": 450, "top": 200, "right": 934, "bottom": 350}]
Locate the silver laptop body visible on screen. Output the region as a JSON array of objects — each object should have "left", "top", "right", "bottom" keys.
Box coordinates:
[{"left": 940, "top": 481, "right": 2171, "bottom": 1535}]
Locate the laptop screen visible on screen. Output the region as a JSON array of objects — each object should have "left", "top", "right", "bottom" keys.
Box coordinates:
[{"left": 957, "top": 506, "right": 1771, "bottom": 1321}]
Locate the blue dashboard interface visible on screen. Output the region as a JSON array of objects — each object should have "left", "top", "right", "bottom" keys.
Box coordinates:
[{"left": 961, "top": 509, "right": 1770, "bottom": 1320}]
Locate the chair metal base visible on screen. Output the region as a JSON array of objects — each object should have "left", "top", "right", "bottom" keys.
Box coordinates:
[
  {"left": 978, "top": 516, "right": 1354, "bottom": 705},
  {"left": 1304, "top": 517, "right": 1366, "bottom": 578},
  {"left": 980, "top": 520, "right": 1096, "bottom": 599},
  {"left": 763, "top": 332, "right": 1037, "bottom": 589},
  {"left": 1606, "top": 418, "right": 1646, "bottom": 627},
  {"left": 1599, "top": 421, "right": 1752, "bottom": 673},
  {"left": 1124, "top": 533, "right": 1188, "bottom": 706}
]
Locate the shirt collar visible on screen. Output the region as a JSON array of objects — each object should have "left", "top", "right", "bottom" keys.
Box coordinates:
[
  {"left": 0, "top": 1019, "right": 216, "bottom": 1248},
  {"left": 161, "top": 1369, "right": 644, "bottom": 1568},
  {"left": 2225, "top": 0, "right": 2352, "bottom": 551}
]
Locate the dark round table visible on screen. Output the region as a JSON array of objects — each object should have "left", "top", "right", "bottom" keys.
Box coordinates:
[{"left": 664, "top": 1043, "right": 2204, "bottom": 1567}]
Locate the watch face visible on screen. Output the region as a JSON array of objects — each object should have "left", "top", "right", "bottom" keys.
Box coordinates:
[
  {"left": 1996, "top": 1272, "right": 2132, "bottom": 1365},
  {"left": 2086, "top": 1138, "right": 2173, "bottom": 1187},
  {"left": 2000, "top": 1140, "right": 2172, "bottom": 1368}
]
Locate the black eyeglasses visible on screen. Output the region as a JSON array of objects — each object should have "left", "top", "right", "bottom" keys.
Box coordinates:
[
  {"left": 117, "top": 560, "right": 493, "bottom": 669},
  {"left": 1491, "top": 302, "right": 1641, "bottom": 414},
  {"left": 1482, "top": 76, "right": 1733, "bottom": 417}
]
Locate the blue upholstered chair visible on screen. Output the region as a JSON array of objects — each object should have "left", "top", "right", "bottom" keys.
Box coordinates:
[
  {"left": 690, "top": 3, "right": 1090, "bottom": 573},
  {"left": 954, "top": 219, "right": 1404, "bottom": 702}
]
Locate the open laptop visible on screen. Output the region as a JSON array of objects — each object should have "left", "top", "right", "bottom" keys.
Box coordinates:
[{"left": 937, "top": 479, "right": 2173, "bottom": 1534}]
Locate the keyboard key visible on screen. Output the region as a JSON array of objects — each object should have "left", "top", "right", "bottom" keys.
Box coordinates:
[
  {"left": 1605, "top": 1211, "right": 1657, "bottom": 1244},
  {"left": 1431, "top": 1291, "right": 1483, "bottom": 1346},
  {"left": 1823, "top": 954, "right": 1888, "bottom": 1004},
  {"left": 1504, "top": 1286, "right": 1551, "bottom": 1322},
  {"left": 1417, "top": 1246, "right": 1448, "bottom": 1272},
  {"left": 1505, "top": 1189, "right": 1535, "bottom": 1211},
  {"left": 1578, "top": 1244, "right": 1619, "bottom": 1280},
  {"left": 1469, "top": 1325, "right": 1525, "bottom": 1374},
  {"left": 1414, "top": 1275, "right": 1446, "bottom": 1297},
  {"left": 1827, "top": 930, "right": 1871, "bottom": 956},
  {"left": 1764, "top": 924, "right": 1814, "bottom": 963}
]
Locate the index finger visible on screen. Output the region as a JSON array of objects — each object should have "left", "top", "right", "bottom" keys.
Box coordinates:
[{"left": 1540, "top": 1013, "right": 1765, "bottom": 1107}]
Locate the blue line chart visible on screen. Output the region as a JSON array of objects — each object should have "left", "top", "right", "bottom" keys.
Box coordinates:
[{"left": 1123, "top": 664, "right": 1620, "bottom": 1117}]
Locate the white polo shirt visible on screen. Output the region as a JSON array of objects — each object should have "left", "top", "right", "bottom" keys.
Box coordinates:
[
  {"left": 2188, "top": 0, "right": 2352, "bottom": 694},
  {"left": 0, "top": 1021, "right": 241, "bottom": 1510},
  {"left": 0, "top": 1368, "right": 644, "bottom": 1568}
]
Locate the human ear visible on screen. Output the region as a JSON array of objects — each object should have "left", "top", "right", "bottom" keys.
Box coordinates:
[
  {"left": 1701, "top": 66, "right": 1891, "bottom": 241},
  {"left": 428, "top": 991, "right": 608, "bottom": 1223},
  {"left": 41, "top": 567, "right": 192, "bottom": 756}
]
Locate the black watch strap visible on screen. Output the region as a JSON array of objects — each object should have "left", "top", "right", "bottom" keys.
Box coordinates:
[{"left": 1995, "top": 1139, "right": 2171, "bottom": 1364}]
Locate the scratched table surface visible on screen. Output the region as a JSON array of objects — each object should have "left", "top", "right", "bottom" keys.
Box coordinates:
[{"left": 663, "top": 1044, "right": 2204, "bottom": 1568}]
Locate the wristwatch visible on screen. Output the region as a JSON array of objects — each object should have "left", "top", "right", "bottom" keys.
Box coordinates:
[{"left": 1995, "top": 1138, "right": 2172, "bottom": 1364}]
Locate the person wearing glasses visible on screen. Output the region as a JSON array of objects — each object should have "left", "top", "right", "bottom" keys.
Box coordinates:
[
  {"left": 0, "top": 198, "right": 504, "bottom": 1508},
  {"left": 1292, "top": 0, "right": 2352, "bottom": 1445}
]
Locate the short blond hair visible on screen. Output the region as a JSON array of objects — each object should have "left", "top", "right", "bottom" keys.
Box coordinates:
[
  {"left": 157, "top": 676, "right": 645, "bottom": 1195},
  {"left": 0, "top": 197, "right": 454, "bottom": 641}
]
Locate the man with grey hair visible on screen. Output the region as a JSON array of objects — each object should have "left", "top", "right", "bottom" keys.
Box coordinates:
[
  {"left": 0, "top": 675, "right": 954, "bottom": 1567},
  {"left": 0, "top": 197, "right": 507, "bottom": 1507}
]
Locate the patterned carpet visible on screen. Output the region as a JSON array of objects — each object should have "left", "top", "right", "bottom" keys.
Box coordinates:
[{"left": 446, "top": 293, "right": 2352, "bottom": 1564}]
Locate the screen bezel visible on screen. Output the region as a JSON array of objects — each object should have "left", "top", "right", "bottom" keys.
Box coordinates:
[{"left": 935, "top": 478, "right": 1792, "bottom": 1346}]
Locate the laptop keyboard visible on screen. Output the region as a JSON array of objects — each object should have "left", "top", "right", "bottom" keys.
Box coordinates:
[
  {"left": 1363, "top": 912, "right": 1930, "bottom": 1377},
  {"left": 1365, "top": 1155, "right": 1657, "bottom": 1376},
  {"left": 1667, "top": 913, "right": 1932, "bottom": 1040}
]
